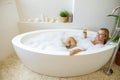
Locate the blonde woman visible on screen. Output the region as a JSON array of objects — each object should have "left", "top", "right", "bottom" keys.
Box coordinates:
[{"left": 65, "top": 28, "right": 109, "bottom": 56}]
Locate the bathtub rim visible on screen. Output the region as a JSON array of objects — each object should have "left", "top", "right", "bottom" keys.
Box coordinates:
[{"left": 12, "top": 29, "right": 116, "bottom": 56}]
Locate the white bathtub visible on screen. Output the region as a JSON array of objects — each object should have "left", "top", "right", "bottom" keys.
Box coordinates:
[{"left": 12, "top": 29, "right": 115, "bottom": 77}]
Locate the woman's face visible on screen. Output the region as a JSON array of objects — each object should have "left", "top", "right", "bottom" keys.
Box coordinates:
[{"left": 96, "top": 30, "right": 107, "bottom": 41}]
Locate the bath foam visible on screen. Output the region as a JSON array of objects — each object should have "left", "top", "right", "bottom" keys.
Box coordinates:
[{"left": 22, "top": 31, "right": 103, "bottom": 55}]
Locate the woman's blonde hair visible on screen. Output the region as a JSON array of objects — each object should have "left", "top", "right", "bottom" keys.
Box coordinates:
[{"left": 100, "top": 28, "right": 109, "bottom": 44}]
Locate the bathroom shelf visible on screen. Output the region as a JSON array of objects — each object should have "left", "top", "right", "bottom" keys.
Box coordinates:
[
  {"left": 19, "top": 21, "right": 73, "bottom": 24},
  {"left": 18, "top": 22, "right": 82, "bottom": 33}
]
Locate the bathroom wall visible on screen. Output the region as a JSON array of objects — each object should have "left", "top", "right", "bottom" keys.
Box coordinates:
[
  {"left": 0, "top": 0, "right": 19, "bottom": 60},
  {"left": 17, "top": 0, "right": 120, "bottom": 34},
  {"left": 16, "top": 0, "right": 74, "bottom": 21},
  {"left": 73, "top": 0, "right": 120, "bottom": 32}
]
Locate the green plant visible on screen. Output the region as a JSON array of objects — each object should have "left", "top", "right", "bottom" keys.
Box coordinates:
[
  {"left": 108, "top": 14, "right": 120, "bottom": 48},
  {"left": 60, "top": 11, "right": 69, "bottom": 17},
  {"left": 108, "top": 14, "right": 120, "bottom": 28}
]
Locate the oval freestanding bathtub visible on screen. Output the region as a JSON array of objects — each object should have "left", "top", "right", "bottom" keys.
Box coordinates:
[{"left": 12, "top": 29, "right": 115, "bottom": 77}]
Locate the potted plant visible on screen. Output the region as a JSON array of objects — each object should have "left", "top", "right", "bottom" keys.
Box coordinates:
[
  {"left": 59, "top": 10, "right": 69, "bottom": 23},
  {"left": 108, "top": 14, "right": 120, "bottom": 65}
]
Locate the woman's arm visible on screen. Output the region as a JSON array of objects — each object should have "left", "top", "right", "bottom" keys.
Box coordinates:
[{"left": 70, "top": 49, "right": 85, "bottom": 56}]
